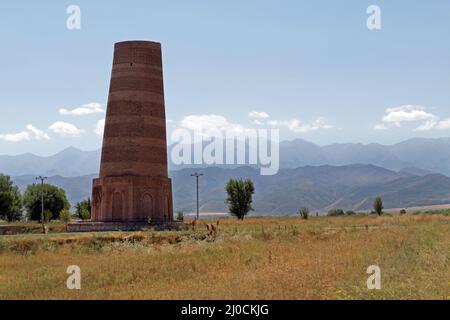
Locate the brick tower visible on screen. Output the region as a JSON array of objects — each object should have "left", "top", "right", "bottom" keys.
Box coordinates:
[{"left": 91, "top": 41, "right": 173, "bottom": 225}]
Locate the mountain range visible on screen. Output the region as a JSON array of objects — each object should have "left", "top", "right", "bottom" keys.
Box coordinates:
[
  {"left": 9, "top": 164, "right": 450, "bottom": 215},
  {"left": 0, "top": 147, "right": 100, "bottom": 177},
  {"left": 171, "top": 165, "right": 450, "bottom": 214},
  {"left": 277, "top": 138, "right": 450, "bottom": 175},
  {"left": 2, "top": 137, "right": 450, "bottom": 215},
  {"left": 2, "top": 137, "right": 450, "bottom": 177}
]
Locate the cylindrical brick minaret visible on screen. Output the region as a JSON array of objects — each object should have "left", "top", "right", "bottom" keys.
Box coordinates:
[
  {"left": 100, "top": 41, "right": 168, "bottom": 178},
  {"left": 91, "top": 41, "right": 173, "bottom": 224}
]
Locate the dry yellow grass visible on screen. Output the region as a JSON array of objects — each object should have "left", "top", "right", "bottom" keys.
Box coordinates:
[{"left": 0, "top": 214, "right": 449, "bottom": 300}]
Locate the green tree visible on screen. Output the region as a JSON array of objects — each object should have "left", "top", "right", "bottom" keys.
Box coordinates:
[
  {"left": 374, "top": 197, "right": 384, "bottom": 216},
  {"left": 75, "top": 198, "right": 91, "bottom": 220},
  {"left": 23, "top": 183, "right": 70, "bottom": 221},
  {"left": 225, "top": 178, "right": 255, "bottom": 220},
  {"left": 298, "top": 207, "right": 310, "bottom": 220},
  {"left": 59, "top": 209, "right": 72, "bottom": 231},
  {"left": 0, "top": 174, "right": 22, "bottom": 222}
]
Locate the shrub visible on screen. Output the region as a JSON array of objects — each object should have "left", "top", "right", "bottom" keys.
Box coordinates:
[
  {"left": 43, "top": 210, "right": 53, "bottom": 222},
  {"left": 346, "top": 210, "right": 356, "bottom": 216},
  {"left": 80, "top": 208, "right": 90, "bottom": 221},
  {"left": 59, "top": 209, "right": 72, "bottom": 222},
  {"left": 59, "top": 209, "right": 72, "bottom": 231},
  {"left": 328, "top": 209, "right": 345, "bottom": 216},
  {"left": 400, "top": 209, "right": 407, "bottom": 215},
  {"left": 176, "top": 211, "right": 184, "bottom": 221}
]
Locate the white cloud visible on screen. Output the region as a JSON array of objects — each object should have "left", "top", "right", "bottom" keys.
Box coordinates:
[
  {"left": 268, "top": 117, "right": 332, "bottom": 133},
  {"left": 374, "top": 124, "right": 387, "bottom": 130},
  {"left": 48, "top": 121, "right": 84, "bottom": 137},
  {"left": 26, "top": 125, "right": 50, "bottom": 140},
  {"left": 175, "top": 113, "right": 332, "bottom": 138},
  {"left": 415, "top": 119, "right": 438, "bottom": 132},
  {"left": 382, "top": 105, "right": 435, "bottom": 125},
  {"left": 437, "top": 118, "right": 450, "bottom": 130},
  {"left": 59, "top": 102, "right": 105, "bottom": 116},
  {"left": 248, "top": 111, "right": 270, "bottom": 125},
  {"left": 0, "top": 130, "right": 30, "bottom": 142},
  {"left": 179, "top": 114, "right": 250, "bottom": 136},
  {"left": 248, "top": 111, "right": 270, "bottom": 120},
  {"left": 94, "top": 119, "right": 105, "bottom": 136},
  {"left": 0, "top": 125, "right": 50, "bottom": 142},
  {"left": 377, "top": 105, "right": 450, "bottom": 131}
]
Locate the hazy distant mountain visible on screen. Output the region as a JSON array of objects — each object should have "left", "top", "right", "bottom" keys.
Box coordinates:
[
  {"left": 398, "top": 167, "right": 434, "bottom": 177},
  {"left": 336, "top": 173, "right": 450, "bottom": 211},
  {"left": 2, "top": 137, "right": 450, "bottom": 177},
  {"left": 12, "top": 174, "right": 97, "bottom": 207},
  {"left": 0, "top": 147, "right": 100, "bottom": 177},
  {"left": 320, "top": 143, "right": 411, "bottom": 171},
  {"left": 171, "top": 165, "right": 450, "bottom": 214},
  {"left": 10, "top": 164, "right": 450, "bottom": 214},
  {"left": 387, "top": 138, "right": 450, "bottom": 175},
  {"left": 168, "top": 137, "right": 450, "bottom": 176},
  {"left": 278, "top": 138, "right": 450, "bottom": 174}
]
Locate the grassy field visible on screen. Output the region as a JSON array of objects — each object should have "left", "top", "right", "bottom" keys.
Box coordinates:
[{"left": 0, "top": 214, "right": 449, "bottom": 300}]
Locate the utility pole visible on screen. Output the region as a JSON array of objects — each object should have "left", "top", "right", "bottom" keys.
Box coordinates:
[
  {"left": 35, "top": 176, "right": 47, "bottom": 234},
  {"left": 190, "top": 172, "right": 204, "bottom": 220}
]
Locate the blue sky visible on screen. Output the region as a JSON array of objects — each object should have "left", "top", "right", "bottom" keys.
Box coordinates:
[{"left": 0, "top": 0, "right": 449, "bottom": 155}]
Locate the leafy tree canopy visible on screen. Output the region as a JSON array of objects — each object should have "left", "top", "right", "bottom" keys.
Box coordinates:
[
  {"left": 23, "top": 183, "right": 70, "bottom": 221},
  {"left": 0, "top": 174, "right": 22, "bottom": 222},
  {"left": 225, "top": 178, "right": 255, "bottom": 220},
  {"left": 298, "top": 207, "right": 310, "bottom": 220},
  {"left": 75, "top": 198, "right": 91, "bottom": 220},
  {"left": 374, "top": 197, "right": 384, "bottom": 216}
]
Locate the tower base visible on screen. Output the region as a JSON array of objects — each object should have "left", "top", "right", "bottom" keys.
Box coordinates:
[
  {"left": 67, "top": 221, "right": 150, "bottom": 233},
  {"left": 91, "top": 175, "right": 173, "bottom": 225}
]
